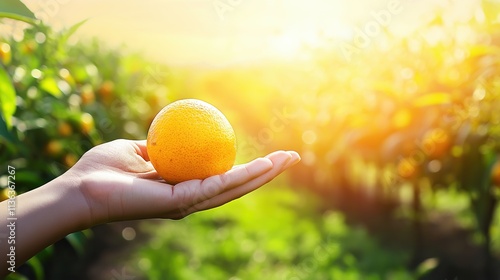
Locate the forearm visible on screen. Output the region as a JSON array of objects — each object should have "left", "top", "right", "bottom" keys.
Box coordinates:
[{"left": 0, "top": 173, "right": 90, "bottom": 276}]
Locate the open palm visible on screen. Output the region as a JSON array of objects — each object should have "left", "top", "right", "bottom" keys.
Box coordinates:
[{"left": 71, "top": 139, "right": 300, "bottom": 226}]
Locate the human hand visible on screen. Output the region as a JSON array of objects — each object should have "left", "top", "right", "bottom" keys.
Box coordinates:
[
  {"left": 0, "top": 139, "right": 299, "bottom": 273},
  {"left": 69, "top": 139, "right": 300, "bottom": 227}
]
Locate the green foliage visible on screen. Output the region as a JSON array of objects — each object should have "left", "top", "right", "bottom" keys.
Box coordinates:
[
  {"left": 131, "top": 186, "right": 413, "bottom": 280},
  {"left": 165, "top": 2, "right": 500, "bottom": 276},
  {"left": 0, "top": 64, "right": 16, "bottom": 128},
  {"left": 190, "top": 0, "right": 500, "bottom": 250},
  {"left": 0, "top": 22, "right": 172, "bottom": 279},
  {"left": 0, "top": 23, "right": 171, "bottom": 193},
  {"left": 0, "top": 0, "right": 37, "bottom": 24},
  {"left": 2, "top": 1, "right": 500, "bottom": 279}
]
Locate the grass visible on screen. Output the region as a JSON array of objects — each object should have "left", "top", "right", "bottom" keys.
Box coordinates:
[{"left": 128, "top": 178, "right": 414, "bottom": 280}]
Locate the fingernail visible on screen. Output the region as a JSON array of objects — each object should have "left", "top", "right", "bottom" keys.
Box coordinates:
[
  {"left": 287, "top": 151, "right": 301, "bottom": 162},
  {"left": 282, "top": 151, "right": 300, "bottom": 168}
]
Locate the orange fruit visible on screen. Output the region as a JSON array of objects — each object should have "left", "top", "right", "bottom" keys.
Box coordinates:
[
  {"left": 492, "top": 160, "right": 500, "bottom": 187},
  {"left": 98, "top": 80, "right": 115, "bottom": 104},
  {"left": 397, "top": 158, "right": 419, "bottom": 180},
  {"left": 58, "top": 121, "right": 73, "bottom": 137},
  {"left": 21, "top": 40, "right": 36, "bottom": 54},
  {"left": 63, "top": 153, "right": 78, "bottom": 168},
  {"left": 98, "top": 80, "right": 115, "bottom": 99},
  {"left": 147, "top": 99, "right": 237, "bottom": 184},
  {"left": 422, "top": 128, "right": 451, "bottom": 159},
  {"left": 45, "top": 140, "right": 63, "bottom": 157},
  {"left": 98, "top": 80, "right": 114, "bottom": 96},
  {"left": 80, "top": 84, "right": 95, "bottom": 105}
]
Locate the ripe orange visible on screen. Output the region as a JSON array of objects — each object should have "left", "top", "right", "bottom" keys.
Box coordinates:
[
  {"left": 58, "top": 121, "right": 73, "bottom": 137},
  {"left": 422, "top": 128, "right": 451, "bottom": 159},
  {"left": 45, "top": 140, "right": 63, "bottom": 157},
  {"left": 80, "top": 84, "right": 95, "bottom": 105},
  {"left": 492, "top": 160, "right": 500, "bottom": 187},
  {"left": 147, "top": 99, "right": 236, "bottom": 184},
  {"left": 21, "top": 40, "right": 36, "bottom": 54},
  {"left": 397, "top": 158, "right": 419, "bottom": 180},
  {"left": 98, "top": 80, "right": 114, "bottom": 104},
  {"left": 63, "top": 153, "right": 78, "bottom": 168}
]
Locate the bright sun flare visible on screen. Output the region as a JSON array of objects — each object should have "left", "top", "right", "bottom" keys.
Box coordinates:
[{"left": 14, "top": 0, "right": 481, "bottom": 65}]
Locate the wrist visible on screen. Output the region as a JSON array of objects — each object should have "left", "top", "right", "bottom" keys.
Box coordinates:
[
  {"left": 51, "top": 170, "right": 92, "bottom": 231},
  {"left": 6, "top": 170, "right": 91, "bottom": 266},
  {"left": 26, "top": 171, "right": 92, "bottom": 234}
]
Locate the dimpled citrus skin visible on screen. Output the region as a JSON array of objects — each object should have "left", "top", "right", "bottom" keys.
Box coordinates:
[{"left": 147, "top": 99, "right": 237, "bottom": 184}]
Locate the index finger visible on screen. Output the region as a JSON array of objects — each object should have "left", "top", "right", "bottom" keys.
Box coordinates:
[
  {"left": 186, "top": 151, "right": 296, "bottom": 213},
  {"left": 171, "top": 157, "right": 274, "bottom": 208}
]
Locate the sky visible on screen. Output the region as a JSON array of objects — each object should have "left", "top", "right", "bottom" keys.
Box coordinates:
[{"left": 3, "top": 0, "right": 482, "bottom": 66}]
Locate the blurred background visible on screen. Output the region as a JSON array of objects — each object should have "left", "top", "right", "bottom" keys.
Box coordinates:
[{"left": 1, "top": 0, "right": 500, "bottom": 279}]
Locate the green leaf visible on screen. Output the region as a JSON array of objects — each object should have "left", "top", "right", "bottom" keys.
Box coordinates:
[
  {"left": 26, "top": 256, "right": 44, "bottom": 280},
  {"left": 0, "top": 65, "right": 16, "bottom": 129},
  {"left": 39, "top": 77, "right": 61, "bottom": 97},
  {"left": 65, "top": 231, "right": 87, "bottom": 256},
  {"left": 15, "top": 170, "right": 43, "bottom": 185},
  {"left": 415, "top": 258, "right": 439, "bottom": 277},
  {"left": 35, "top": 245, "right": 54, "bottom": 261},
  {"left": 0, "top": 0, "right": 37, "bottom": 24},
  {"left": 60, "top": 19, "right": 88, "bottom": 45},
  {"left": 0, "top": 106, "right": 16, "bottom": 143},
  {"left": 5, "top": 272, "right": 29, "bottom": 280}
]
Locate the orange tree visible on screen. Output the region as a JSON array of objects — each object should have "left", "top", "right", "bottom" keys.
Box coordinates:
[
  {"left": 186, "top": 1, "right": 500, "bottom": 277},
  {"left": 284, "top": 17, "right": 500, "bottom": 279},
  {"left": 0, "top": 3, "right": 172, "bottom": 278},
  {"left": 285, "top": 5, "right": 500, "bottom": 278},
  {"left": 1, "top": 25, "right": 171, "bottom": 193}
]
